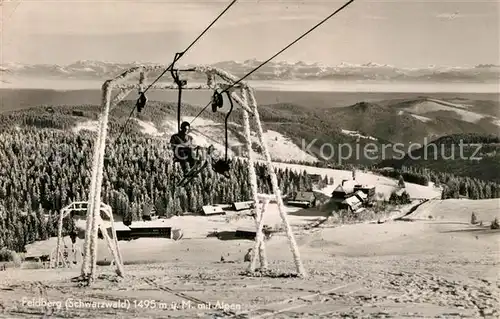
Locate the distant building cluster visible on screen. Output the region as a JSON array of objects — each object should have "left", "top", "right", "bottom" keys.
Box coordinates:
[{"left": 330, "top": 179, "right": 376, "bottom": 213}]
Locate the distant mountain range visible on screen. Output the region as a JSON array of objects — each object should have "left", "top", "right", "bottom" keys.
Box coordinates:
[{"left": 1, "top": 60, "right": 499, "bottom": 83}]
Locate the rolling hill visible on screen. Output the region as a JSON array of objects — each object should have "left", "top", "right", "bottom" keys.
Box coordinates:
[
  {"left": 405, "top": 198, "right": 500, "bottom": 225},
  {"left": 257, "top": 97, "right": 499, "bottom": 166},
  {"left": 379, "top": 134, "right": 500, "bottom": 183},
  {"left": 0, "top": 100, "right": 321, "bottom": 164},
  {"left": 1, "top": 90, "right": 499, "bottom": 168},
  {"left": 321, "top": 98, "right": 499, "bottom": 144},
  {"left": 1, "top": 88, "right": 498, "bottom": 114}
]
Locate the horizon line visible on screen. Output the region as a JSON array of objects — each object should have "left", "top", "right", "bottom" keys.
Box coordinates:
[{"left": 2, "top": 59, "right": 499, "bottom": 70}]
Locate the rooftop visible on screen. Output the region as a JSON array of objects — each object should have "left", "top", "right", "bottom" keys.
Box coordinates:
[
  {"left": 355, "top": 190, "right": 368, "bottom": 199},
  {"left": 103, "top": 220, "right": 172, "bottom": 231},
  {"left": 294, "top": 191, "right": 315, "bottom": 201},
  {"left": 332, "top": 181, "right": 357, "bottom": 194},
  {"left": 344, "top": 196, "right": 361, "bottom": 207},
  {"left": 354, "top": 184, "right": 375, "bottom": 189}
]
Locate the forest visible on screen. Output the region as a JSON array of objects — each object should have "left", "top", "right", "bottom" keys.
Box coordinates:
[
  {"left": 1, "top": 103, "right": 499, "bottom": 253},
  {"left": 0, "top": 127, "right": 318, "bottom": 252}
]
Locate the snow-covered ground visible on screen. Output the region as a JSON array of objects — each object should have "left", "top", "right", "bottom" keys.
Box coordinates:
[
  {"left": 72, "top": 120, "right": 99, "bottom": 133},
  {"left": 10, "top": 196, "right": 500, "bottom": 318},
  {"left": 12, "top": 151, "right": 497, "bottom": 319},
  {"left": 341, "top": 129, "right": 378, "bottom": 141},
  {"left": 71, "top": 115, "right": 318, "bottom": 163},
  {"left": 270, "top": 162, "right": 441, "bottom": 200},
  {"left": 425, "top": 98, "right": 471, "bottom": 109},
  {"left": 259, "top": 130, "right": 318, "bottom": 162},
  {"left": 134, "top": 119, "right": 163, "bottom": 137},
  {"left": 407, "top": 198, "right": 500, "bottom": 223},
  {"left": 410, "top": 114, "right": 433, "bottom": 123},
  {"left": 26, "top": 161, "right": 442, "bottom": 260},
  {"left": 404, "top": 100, "right": 487, "bottom": 123}
]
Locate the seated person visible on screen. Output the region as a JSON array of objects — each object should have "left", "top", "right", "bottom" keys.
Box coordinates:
[
  {"left": 171, "top": 124, "right": 231, "bottom": 179},
  {"left": 170, "top": 121, "right": 199, "bottom": 174}
]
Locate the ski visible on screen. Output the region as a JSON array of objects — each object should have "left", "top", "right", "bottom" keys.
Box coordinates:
[{"left": 176, "top": 160, "right": 208, "bottom": 187}]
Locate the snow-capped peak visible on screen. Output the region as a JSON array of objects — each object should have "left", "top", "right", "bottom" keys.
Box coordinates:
[{"left": 0, "top": 60, "right": 497, "bottom": 83}]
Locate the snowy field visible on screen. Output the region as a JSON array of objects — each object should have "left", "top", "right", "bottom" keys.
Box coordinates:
[
  {"left": 403, "top": 99, "right": 487, "bottom": 123},
  {"left": 407, "top": 198, "right": 500, "bottom": 224},
  {"left": 5, "top": 196, "right": 499, "bottom": 318},
  {"left": 6, "top": 111, "right": 497, "bottom": 318},
  {"left": 71, "top": 116, "right": 318, "bottom": 163},
  {"left": 269, "top": 162, "right": 442, "bottom": 200}
]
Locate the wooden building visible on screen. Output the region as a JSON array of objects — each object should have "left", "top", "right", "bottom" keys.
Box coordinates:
[
  {"left": 286, "top": 191, "right": 316, "bottom": 208},
  {"left": 354, "top": 190, "right": 368, "bottom": 203},
  {"left": 330, "top": 180, "right": 375, "bottom": 212},
  {"left": 336, "top": 195, "right": 364, "bottom": 213},
  {"left": 331, "top": 180, "right": 357, "bottom": 200},
  {"left": 106, "top": 220, "right": 174, "bottom": 241},
  {"left": 235, "top": 225, "right": 273, "bottom": 240},
  {"left": 232, "top": 201, "right": 254, "bottom": 211},
  {"left": 353, "top": 184, "right": 376, "bottom": 202},
  {"left": 202, "top": 205, "right": 226, "bottom": 216}
]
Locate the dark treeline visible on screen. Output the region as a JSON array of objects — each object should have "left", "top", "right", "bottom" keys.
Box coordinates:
[
  {"left": 0, "top": 127, "right": 316, "bottom": 252},
  {"left": 378, "top": 133, "right": 500, "bottom": 183},
  {"left": 429, "top": 133, "right": 500, "bottom": 145},
  {"left": 373, "top": 166, "right": 500, "bottom": 200}
]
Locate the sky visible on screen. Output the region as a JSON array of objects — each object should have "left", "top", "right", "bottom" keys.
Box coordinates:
[{"left": 1, "top": 0, "right": 499, "bottom": 68}]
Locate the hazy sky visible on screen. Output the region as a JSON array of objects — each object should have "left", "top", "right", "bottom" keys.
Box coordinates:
[{"left": 2, "top": 0, "right": 499, "bottom": 67}]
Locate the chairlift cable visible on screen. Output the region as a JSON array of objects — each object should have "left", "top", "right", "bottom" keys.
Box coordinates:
[
  {"left": 142, "top": 0, "right": 238, "bottom": 95},
  {"left": 189, "top": 0, "right": 355, "bottom": 126},
  {"left": 115, "top": 0, "right": 238, "bottom": 141},
  {"left": 190, "top": 128, "right": 223, "bottom": 146},
  {"left": 116, "top": 106, "right": 137, "bottom": 142}
]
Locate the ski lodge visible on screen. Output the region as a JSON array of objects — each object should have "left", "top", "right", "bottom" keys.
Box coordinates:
[
  {"left": 330, "top": 180, "right": 376, "bottom": 212},
  {"left": 285, "top": 191, "right": 317, "bottom": 208},
  {"left": 104, "top": 218, "right": 176, "bottom": 241}
]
